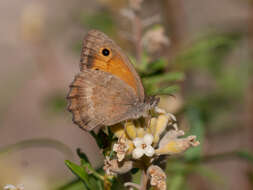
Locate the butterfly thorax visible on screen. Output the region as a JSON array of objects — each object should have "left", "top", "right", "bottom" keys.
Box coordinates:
[{"left": 128, "top": 96, "right": 160, "bottom": 119}]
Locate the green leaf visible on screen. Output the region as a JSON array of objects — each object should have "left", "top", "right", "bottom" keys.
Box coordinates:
[
  {"left": 65, "top": 160, "right": 98, "bottom": 190},
  {"left": 147, "top": 58, "right": 167, "bottom": 73},
  {"left": 137, "top": 55, "right": 167, "bottom": 75},
  {"left": 150, "top": 85, "right": 179, "bottom": 96},
  {"left": 65, "top": 160, "right": 89, "bottom": 184},
  {"left": 143, "top": 72, "right": 185, "bottom": 85},
  {"left": 80, "top": 159, "right": 105, "bottom": 181}
]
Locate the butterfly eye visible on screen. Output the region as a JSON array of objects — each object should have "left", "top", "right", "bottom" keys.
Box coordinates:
[{"left": 102, "top": 48, "right": 110, "bottom": 56}]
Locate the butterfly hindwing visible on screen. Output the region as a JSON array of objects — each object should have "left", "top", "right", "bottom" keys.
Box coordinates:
[{"left": 67, "top": 70, "right": 139, "bottom": 131}]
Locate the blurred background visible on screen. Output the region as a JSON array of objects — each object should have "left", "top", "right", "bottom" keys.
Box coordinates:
[{"left": 0, "top": 0, "right": 252, "bottom": 190}]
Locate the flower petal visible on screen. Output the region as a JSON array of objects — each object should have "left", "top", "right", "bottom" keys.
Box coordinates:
[
  {"left": 136, "top": 127, "right": 145, "bottom": 137},
  {"left": 112, "top": 143, "right": 119, "bottom": 152},
  {"left": 132, "top": 148, "right": 145, "bottom": 159},
  {"left": 113, "top": 137, "right": 129, "bottom": 162},
  {"left": 143, "top": 133, "right": 154, "bottom": 145},
  {"left": 133, "top": 137, "right": 143, "bottom": 148},
  {"left": 158, "top": 130, "right": 184, "bottom": 148},
  {"left": 117, "top": 152, "right": 125, "bottom": 162},
  {"left": 153, "top": 114, "right": 169, "bottom": 144},
  {"left": 155, "top": 135, "right": 200, "bottom": 155},
  {"left": 127, "top": 141, "right": 135, "bottom": 154},
  {"left": 144, "top": 145, "right": 155, "bottom": 157},
  {"left": 125, "top": 121, "right": 137, "bottom": 139},
  {"left": 148, "top": 117, "right": 157, "bottom": 135},
  {"left": 111, "top": 124, "right": 126, "bottom": 138}
]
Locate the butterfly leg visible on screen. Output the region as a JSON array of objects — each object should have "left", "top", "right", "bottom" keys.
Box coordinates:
[{"left": 154, "top": 107, "right": 166, "bottom": 114}]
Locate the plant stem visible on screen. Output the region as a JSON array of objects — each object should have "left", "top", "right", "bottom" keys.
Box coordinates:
[{"left": 140, "top": 169, "right": 148, "bottom": 190}]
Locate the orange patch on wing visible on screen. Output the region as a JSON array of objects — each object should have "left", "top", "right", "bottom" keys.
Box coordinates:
[{"left": 91, "top": 55, "right": 138, "bottom": 94}]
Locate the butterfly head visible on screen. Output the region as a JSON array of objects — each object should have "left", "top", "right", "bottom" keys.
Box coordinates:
[{"left": 145, "top": 96, "right": 160, "bottom": 110}]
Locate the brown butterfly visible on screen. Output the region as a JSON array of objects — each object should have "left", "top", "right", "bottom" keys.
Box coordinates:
[{"left": 67, "top": 30, "right": 159, "bottom": 131}]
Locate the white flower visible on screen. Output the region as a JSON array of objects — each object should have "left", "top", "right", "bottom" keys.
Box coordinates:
[
  {"left": 4, "top": 184, "right": 24, "bottom": 190},
  {"left": 132, "top": 134, "right": 155, "bottom": 159},
  {"left": 113, "top": 137, "right": 129, "bottom": 162}
]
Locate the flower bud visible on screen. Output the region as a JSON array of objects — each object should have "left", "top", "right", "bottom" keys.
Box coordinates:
[
  {"left": 156, "top": 132, "right": 200, "bottom": 155},
  {"left": 153, "top": 114, "right": 169, "bottom": 144},
  {"left": 147, "top": 165, "right": 167, "bottom": 190},
  {"left": 104, "top": 157, "right": 133, "bottom": 176},
  {"left": 111, "top": 124, "right": 126, "bottom": 138},
  {"left": 125, "top": 121, "right": 137, "bottom": 139}
]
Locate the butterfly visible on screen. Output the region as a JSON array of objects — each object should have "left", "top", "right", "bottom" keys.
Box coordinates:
[{"left": 67, "top": 30, "right": 159, "bottom": 131}]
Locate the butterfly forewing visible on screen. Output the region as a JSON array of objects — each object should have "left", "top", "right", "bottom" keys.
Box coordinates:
[{"left": 80, "top": 30, "right": 145, "bottom": 101}]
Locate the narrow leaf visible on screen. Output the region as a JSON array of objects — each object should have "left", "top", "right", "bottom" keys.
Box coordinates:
[
  {"left": 65, "top": 160, "right": 93, "bottom": 189},
  {"left": 150, "top": 85, "right": 179, "bottom": 96}
]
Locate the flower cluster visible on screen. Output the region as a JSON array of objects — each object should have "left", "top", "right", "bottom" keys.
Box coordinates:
[
  {"left": 104, "top": 107, "right": 200, "bottom": 189},
  {"left": 110, "top": 108, "right": 199, "bottom": 162}
]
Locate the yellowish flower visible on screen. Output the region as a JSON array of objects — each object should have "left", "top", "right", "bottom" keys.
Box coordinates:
[
  {"left": 156, "top": 130, "right": 200, "bottom": 155},
  {"left": 124, "top": 121, "right": 137, "bottom": 139}
]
